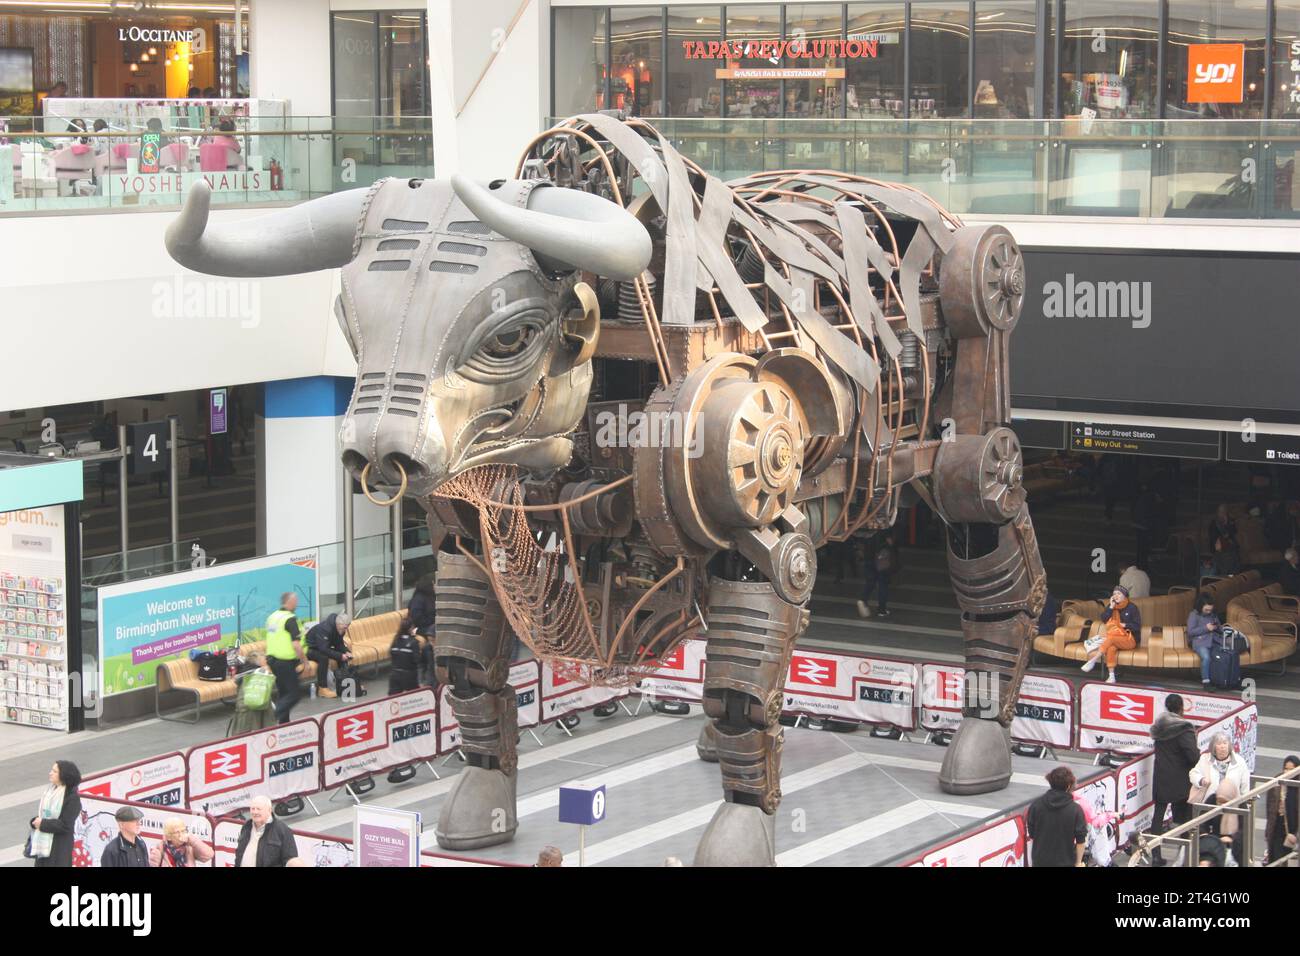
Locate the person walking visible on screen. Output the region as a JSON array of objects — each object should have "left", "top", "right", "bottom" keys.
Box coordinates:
[
  {"left": 227, "top": 651, "right": 276, "bottom": 736},
  {"left": 149, "top": 817, "right": 215, "bottom": 867},
  {"left": 856, "top": 531, "right": 898, "bottom": 619},
  {"left": 1190, "top": 731, "right": 1252, "bottom": 865},
  {"left": 1265, "top": 754, "right": 1299, "bottom": 865},
  {"left": 408, "top": 571, "right": 437, "bottom": 685},
  {"left": 100, "top": 807, "right": 150, "bottom": 867},
  {"left": 1025, "top": 766, "right": 1087, "bottom": 867},
  {"left": 1080, "top": 585, "right": 1140, "bottom": 683},
  {"left": 1149, "top": 694, "right": 1200, "bottom": 866},
  {"left": 27, "top": 760, "right": 81, "bottom": 867},
  {"left": 1208, "top": 504, "right": 1241, "bottom": 576},
  {"left": 234, "top": 796, "right": 298, "bottom": 868},
  {"left": 264, "top": 592, "right": 307, "bottom": 723}
]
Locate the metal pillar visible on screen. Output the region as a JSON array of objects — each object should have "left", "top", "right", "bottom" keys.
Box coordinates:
[
  {"left": 391, "top": 495, "right": 404, "bottom": 612},
  {"left": 343, "top": 467, "right": 356, "bottom": 619},
  {"left": 169, "top": 416, "right": 180, "bottom": 567},
  {"left": 118, "top": 424, "right": 129, "bottom": 572}
]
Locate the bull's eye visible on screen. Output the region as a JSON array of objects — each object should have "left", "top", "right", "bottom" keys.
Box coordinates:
[
  {"left": 484, "top": 326, "right": 534, "bottom": 359},
  {"left": 459, "top": 314, "right": 550, "bottom": 383}
]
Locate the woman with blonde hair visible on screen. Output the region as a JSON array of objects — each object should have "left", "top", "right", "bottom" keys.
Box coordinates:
[
  {"left": 149, "top": 817, "right": 215, "bottom": 867},
  {"left": 1190, "top": 731, "right": 1251, "bottom": 864}
]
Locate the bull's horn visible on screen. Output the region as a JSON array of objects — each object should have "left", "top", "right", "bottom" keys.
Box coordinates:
[
  {"left": 165, "top": 180, "right": 368, "bottom": 278},
  {"left": 451, "top": 174, "right": 651, "bottom": 281}
]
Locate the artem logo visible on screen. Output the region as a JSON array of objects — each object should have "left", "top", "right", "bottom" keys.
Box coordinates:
[{"left": 1187, "top": 43, "right": 1245, "bottom": 104}]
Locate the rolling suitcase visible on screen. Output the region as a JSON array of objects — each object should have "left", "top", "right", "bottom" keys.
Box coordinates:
[{"left": 1207, "top": 627, "right": 1248, "bottom": 690}]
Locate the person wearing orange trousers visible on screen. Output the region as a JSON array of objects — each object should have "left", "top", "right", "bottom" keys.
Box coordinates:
[{"left": 1081, "top": 585, "right": 1141, "bottom": 684}]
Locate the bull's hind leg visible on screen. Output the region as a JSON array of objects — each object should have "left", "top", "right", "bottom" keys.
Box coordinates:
[
  {"left": 694, "top": 578, "right": 808, "bottom": 867},
  {"left": 432, "top": 550, "right": 520, "bottom": 849}
]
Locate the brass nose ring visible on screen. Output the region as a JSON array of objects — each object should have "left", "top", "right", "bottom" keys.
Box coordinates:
[{"left": 359, "top": 460, "right": 407, "bottom": 507}]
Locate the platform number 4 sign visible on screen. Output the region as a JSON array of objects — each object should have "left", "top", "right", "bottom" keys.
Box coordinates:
[{"left": 127, "top": 421, "right": 170, "bottom": 477}]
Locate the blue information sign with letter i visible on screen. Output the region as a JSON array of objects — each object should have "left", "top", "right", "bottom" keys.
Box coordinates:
[{"left": 558, "top": 782, "right": 606, "bottom": 866}]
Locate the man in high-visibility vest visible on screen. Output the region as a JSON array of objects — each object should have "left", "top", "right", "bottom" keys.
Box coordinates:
[{"left": 265, "top": 592, "right": 306, "bottom": 723}]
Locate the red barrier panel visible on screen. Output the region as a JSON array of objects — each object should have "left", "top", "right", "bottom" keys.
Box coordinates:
[
  {"left": 918, "top": 662, "right": 1073, "bottom": 747},
  {"left": 1075, "top": 680, "right": 1243, "bottom": 754},
  {"left": 438, "top": 660, "right": 539, "bottom": 752},
  {"left": 185, "top": 717, "right": 321, "bottom": 817},
  {"left": 904, "top": 813, "right": 1027, "bottom": 867},
  {"left": 782, "top": 647, "right": 918, "bottom": 729},
  {"left": 320, "top": 687, "right": 439, "bottom": 788},
  {"left": 72, "top": 794, "right": 214, "bottom": 867},
  {"left": 79, "top": 751, "right": 187, "bottom": 807},
  {"left": 539, "top": 660, "right": 629, "bottom": 721},
  {"left": 636, "top": 639, "right": 706, "bottom": 703}
]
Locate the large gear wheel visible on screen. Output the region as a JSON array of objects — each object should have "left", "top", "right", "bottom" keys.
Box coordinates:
[
  {"left": 932, "top": 426, "right": 1025, "bottom": 524},
  {"left": 939, "top": 225, "right": 1026, "bottom": 338}
]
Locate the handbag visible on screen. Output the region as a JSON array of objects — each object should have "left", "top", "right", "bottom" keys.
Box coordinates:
[
  {"left": 22, "top": 831, "right": 34, "bottom": 859},
  {"left": 241, "top": 670, "right": 275, "bottom": 710}
]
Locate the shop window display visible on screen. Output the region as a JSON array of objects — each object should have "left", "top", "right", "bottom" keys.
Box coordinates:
[
  {"left": 846, "top": 3, "right": 907, "bottom": 118},
  {"left": 974, "top": 1, "right": 1039, "bottom": 118},
  {"left": 1165, "top": 0, "right": 1266, "bottom": 118},
  {"left": 725, "top": 4, "right": 784, "bottom": 117},
  {"left": 667, "top": 6, "right": 723, "bottom": 115},
  {"left": 785, "top": 3, "right": 845, "bottom": 118},
  {"left": 1057, "top": 0, "right": 1158, "bottom": 118},
  {"left": 910, "top": 1, "right": 973, "bottom": 117},
  {"left": 553, "top": 6, "right": 608, "bottom": 115},
  {"left": 611, "top": 6, "right": 664, "bottom": 117}
]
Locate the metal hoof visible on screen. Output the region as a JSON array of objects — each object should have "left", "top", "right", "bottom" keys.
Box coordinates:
[
  {"left": 696, "top": 722, "right": 719, "bottom": 762},
  {"left": 434, "top": 765, "right": 518, "bottom": 850},
  {"left": 938, "top": 716, "right": 1012, "bottom": 795},
  {"left": 694, "top": 802, "right": 776, "bottom": 867}
]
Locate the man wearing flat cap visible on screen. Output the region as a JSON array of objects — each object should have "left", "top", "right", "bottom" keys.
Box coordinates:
[{"left": 100, "top": 806, "right": 151, "bottom": 867}]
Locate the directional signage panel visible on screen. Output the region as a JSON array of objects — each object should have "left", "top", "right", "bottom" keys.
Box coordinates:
[
  {"left": 1224, "top": 431, "right": 1300, "bottom": 466},
  {"left": 1067, "top": 421, "right": 1220, "bottom": 461},
  {"left": 1011, "top": 418, "right": 1066, "bottom": 451}
]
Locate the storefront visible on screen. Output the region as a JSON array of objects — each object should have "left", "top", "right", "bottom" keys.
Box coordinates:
[
  {"left": 0, "top": 1, "right": 248, "bottom": 110},
  {"left": 552, "top": 1, "right": 1300, "bottom": 120}
]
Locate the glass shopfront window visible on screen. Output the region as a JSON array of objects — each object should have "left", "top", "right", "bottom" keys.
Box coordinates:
[
  {"left": 1165, "top": 0, "right": 1266, "bottom": 118},
  {"left": 846, "top": 4, "right": 906, "bottom": 117},
  {"left": 553, "top": 6, "right": 608, "bottom": 115},
  {"left": 785, "top": 3, "right": 845, "bottom": 117},
  {"left": 611, "top": 7, "right": 664, "bottom": 116},
  {"left": 666, "top": 6, "right": 723, "bottom": 115},
  {"left": 1274, "top": 0, "right": 1300, "bottom": 118},
  {"left": 911, "top": 2, "right": 973, "bottom": 117},
  {"left": 1057, "top": 0, "right": 1159, "bottom": 117},
  {"left": 725, "top": 4, "right": 783, "bottom": 117},
  {"left": 331, "top": 11, "right": 430, "bottom": 122},
  {"left": 0, "top": 7, "right": 242, "bottom": 109},
  {"left": 974, "top": 1, "right": 1039, "bottom": 117}
]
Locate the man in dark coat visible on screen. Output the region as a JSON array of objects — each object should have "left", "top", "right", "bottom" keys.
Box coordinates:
[
  {"left": 1149, "top": 693, "right": 1200, "bottom": 865},
  {"left": 407, "top": 571, "right": 437, "bottom": 685},
  {"left": 100, "top": 806, "right": 150, "bottom": 867},
  {"left": 1026, "top": 766, "right": 1087, "bottom": 867},
  {"left": 234, "top": 796, "right": 299, "bottom": 867},
  {"left": 304, "top": 612, "right": 363, "bottom": 699}
]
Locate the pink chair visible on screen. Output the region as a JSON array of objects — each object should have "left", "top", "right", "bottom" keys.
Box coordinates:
[
  {"left": 111, "top": 143, "right": 137, "bottom": 162},
  {"left": 160, "top": 142, "right": 190, "bottom": 171},
  {"left": 198, "top": 142, "right": 242, "bottom": 172},
  {"left": 48, "top": 146, "right": 96, "bottom": 195}
]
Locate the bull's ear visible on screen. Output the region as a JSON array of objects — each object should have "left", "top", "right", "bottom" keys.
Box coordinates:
[{"left": 562, "top": 281, "right": 601, "bottom": 365}]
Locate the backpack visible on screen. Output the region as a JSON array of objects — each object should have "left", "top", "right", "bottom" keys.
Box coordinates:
[
  {"left": 241, "top": 670, "right": 275, "bottom": 710},
  {"left": 196, "top": 650, "right": 228, "bottom": 681}
]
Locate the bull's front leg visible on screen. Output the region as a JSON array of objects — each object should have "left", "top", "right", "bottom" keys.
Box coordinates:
[
  {"left": 694, "top": 577, "right": 809, "bottom": 867},
  {"left": 930, "top": 437, "right": 1045, "bottom": 794},
  {"left": 432, "top": 550, "right": 520, "bottom": 849}
]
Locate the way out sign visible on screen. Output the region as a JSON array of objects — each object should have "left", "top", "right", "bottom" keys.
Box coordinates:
[{"left": 559, "top": 782, "right": 606, "bottom": 866}]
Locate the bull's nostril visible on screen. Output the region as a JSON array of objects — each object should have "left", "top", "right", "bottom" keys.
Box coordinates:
[
  {"left": 381, "top": 453, "right": 425, "bottom": 485},
  {"left": 341, "top": 450, "right": 369, "bottom": 477}
]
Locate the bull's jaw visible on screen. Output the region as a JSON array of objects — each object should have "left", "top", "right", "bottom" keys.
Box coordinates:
[{"left": 446, "top": 436, "right": 575, "bottom": 480}]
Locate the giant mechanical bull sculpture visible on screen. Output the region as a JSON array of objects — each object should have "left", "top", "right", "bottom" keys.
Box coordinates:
[{"left": 167, "top": 114, "right": 1045, "bottom": 866}]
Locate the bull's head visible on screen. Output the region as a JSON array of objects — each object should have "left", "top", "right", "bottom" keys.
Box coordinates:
[{"left": 166, "top": 175, "right": 651, "bottom": 498}]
